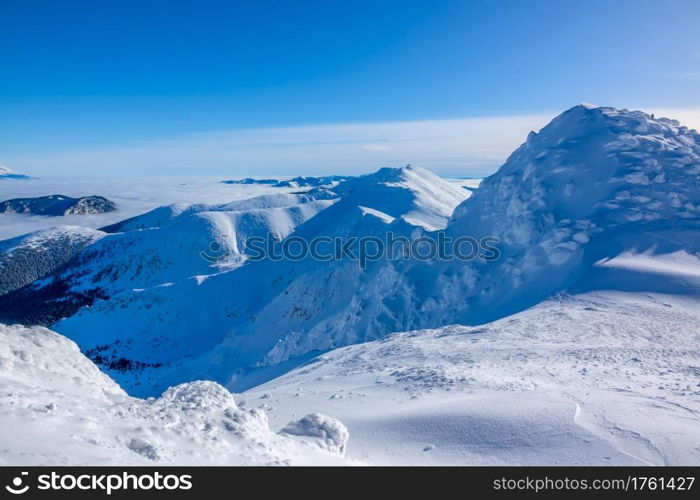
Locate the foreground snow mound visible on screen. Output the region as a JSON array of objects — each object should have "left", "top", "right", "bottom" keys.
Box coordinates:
[
  {"left": 245, "top": 292, "right": 700, "bottom": 465},
  {"left": 0, "top": 324, "right": 348, "bottom": 465},
  {"left": 281, "top": 413, "right": 349, "bottom": 455}
]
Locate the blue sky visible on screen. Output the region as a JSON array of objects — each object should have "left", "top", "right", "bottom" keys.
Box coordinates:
[{"left": 1, "top": 0, "right": 699, "bottom": 177}]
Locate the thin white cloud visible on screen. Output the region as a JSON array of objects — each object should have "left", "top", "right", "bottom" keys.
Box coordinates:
[
  {"left": 3, "top": 114, "right": 556, "bottom": 178},
  {"left": 4, "top": 107, "right": 699, "bottom": 178},
  {"left": 362, "top": 144, "right": 393, "bottom": 152}
]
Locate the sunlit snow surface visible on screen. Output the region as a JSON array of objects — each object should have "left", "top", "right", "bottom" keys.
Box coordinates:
[
  {"left": 0, "top": 324, "right": 349, "bottom": 465},
  {"left": 244, "top": 292, "right": 700, "bottom": 465}
]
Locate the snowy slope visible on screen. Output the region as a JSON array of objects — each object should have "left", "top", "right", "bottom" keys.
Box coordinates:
[
  {"left": 332, "top": 165, "right": 469, "bottom": 230},
  {"left": 2, "top": 106, "right": 699, "bottom": 466},
  {"left": 50, "top": 166, "right": 469, "bottom": 394},
  {"left": 440, "top": 104, "right": 700, "bottom": 321},
  {"left": 100, "top": 191, "right": 336, "bottom": 233},
  {"left": 244, "top": 291, "right": 700, "bottom": 465},
  {"left": 0, "top": 226, "right": 105, "bottom": 297},
  {"left": 0, "top": 324, "right": 349, "bottom": 465},
  {"left": 0, "top": 190, "right": 337, "bottom": 325}
]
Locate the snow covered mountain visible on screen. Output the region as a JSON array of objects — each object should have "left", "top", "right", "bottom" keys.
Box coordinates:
[
  {"left": 43, "top": 166, "right": 468, "bottom": 394},
  {"left": 0, "top": 165, "right": 30, "bottom": 180},
  {"left": 221, "top": 175, "right": 353, "bottom": 188},
  {"left": 0, "top": 323, "right": 349, "bottom": 465},
  {"left": 441, "top": 104, "right": 700, "bottom": 322},
  {"left": 0, "top": 226, "right": 105, "bottom": 297},
  {"left": 0, "top": 190, "right": 337, "bottom": 325},
  {"left": 4, "top": 105, "right": 699, "bottom": 405},
  {"left": 0, "top": 194, "right": 115, "bottom": 215}
]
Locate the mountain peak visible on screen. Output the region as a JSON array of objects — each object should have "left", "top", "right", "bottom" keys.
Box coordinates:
[
  {"left": 451, "top": 104, "right": 700, "bottom": 246},
  {"left": 333, "top": 165, "right": 468, "bottom": 230}
]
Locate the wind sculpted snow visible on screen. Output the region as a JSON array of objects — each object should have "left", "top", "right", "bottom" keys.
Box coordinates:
[{"left": 0, "top": 324, "right": 349, "bottom": 465}]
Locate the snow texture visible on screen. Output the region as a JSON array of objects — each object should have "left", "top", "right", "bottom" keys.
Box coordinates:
[
  {"left": 245, "top": 292, "right": 700, "bottom": 465},
  {"left": 0, "top": 324, "right": 349, "bottom": 465},
  {"left": 0, "top": 226, "right": 105, "bottom": 297}
]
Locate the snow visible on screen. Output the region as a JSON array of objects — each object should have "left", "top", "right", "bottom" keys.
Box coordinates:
[
  {"left": 0, "top": 195, "right": 116, "bottom": 216},
  {"left": 358, "top": 206, "right": 396, "bottom": 224},
  {"left": 243, "top": 292, "right": 700, "bottom": 465},
  {"left": 334, "top": 165, "right": 469, "bottom": 231},
  {"left": 0, "top": 226, "right": 106, "bottom": 297},
  {"left": 595, "top": 250, "right": 700, "bottom": 278},
  {"left": 280, "top": 412, "right": 349, "bottom": 455},
  {"left": 0, "top": 324, "right": 349, "bottom": 465},
  {"left": 45, "top": 165, "right": 469, "bottom": 394}
]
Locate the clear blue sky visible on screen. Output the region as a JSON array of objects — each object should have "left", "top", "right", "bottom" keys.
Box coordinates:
[{"left": 1, "top": 0, "right": 699, "bottom": 176}]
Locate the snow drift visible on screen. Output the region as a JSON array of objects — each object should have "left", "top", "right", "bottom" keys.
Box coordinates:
[{"left": 0, "top": 323, "right": 349, "bottom": 465}]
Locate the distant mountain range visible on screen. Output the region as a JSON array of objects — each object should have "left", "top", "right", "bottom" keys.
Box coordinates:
[
  {"left": 221, "top": 175, "right": 353, "bottom": 188},
  {"left": 0, "top": 194, "right": 116, "bottom": 216}
]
